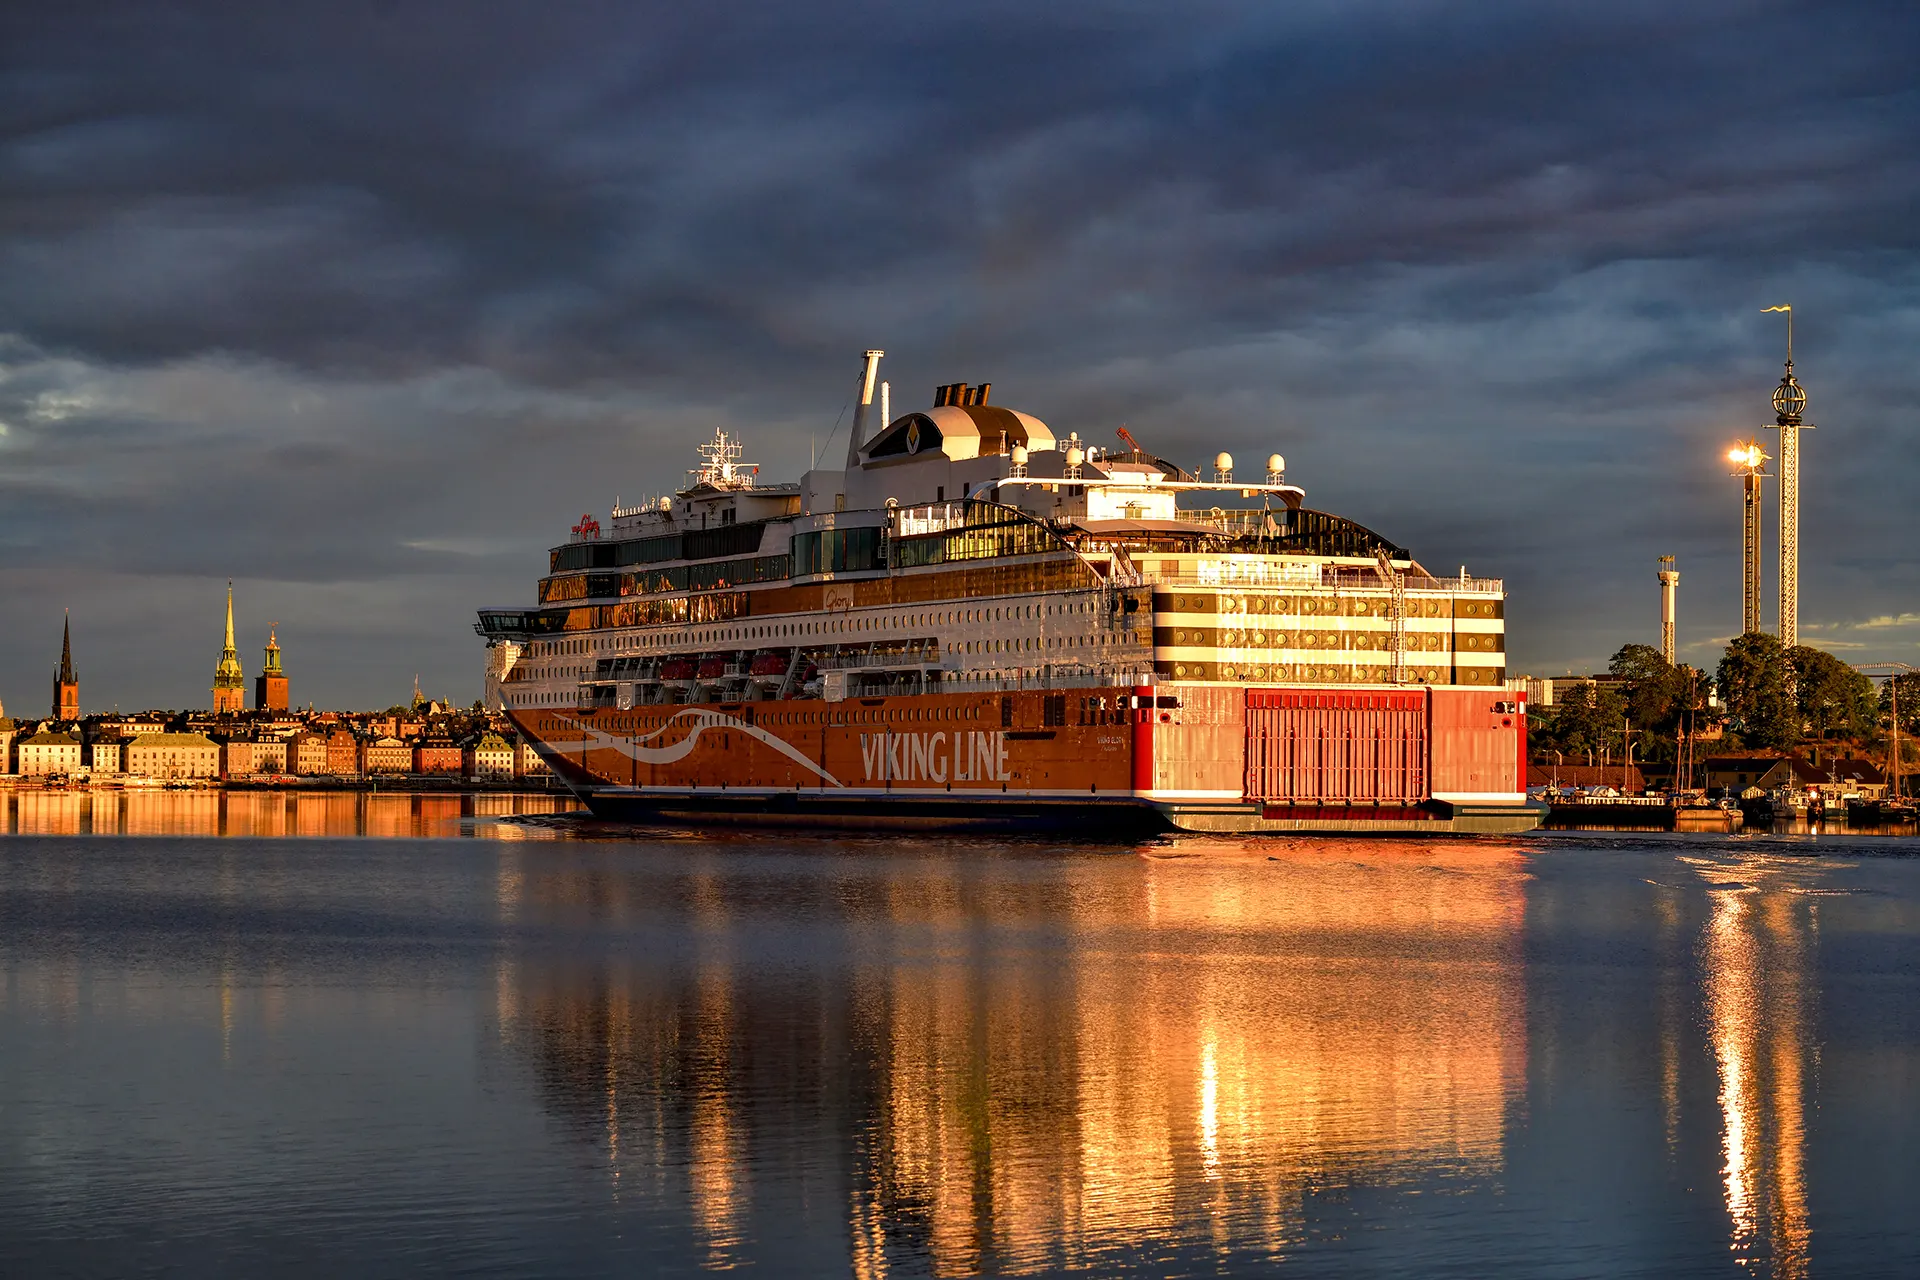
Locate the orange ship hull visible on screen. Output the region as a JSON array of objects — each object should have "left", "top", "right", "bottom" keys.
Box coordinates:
[{"left": 508, "top": 684, "right": 1539, "bottom": 835}]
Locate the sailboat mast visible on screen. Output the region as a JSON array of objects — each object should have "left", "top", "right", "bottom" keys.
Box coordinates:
[{"left": 1893, "top": 677, "right": 1901, "bottom": 801}]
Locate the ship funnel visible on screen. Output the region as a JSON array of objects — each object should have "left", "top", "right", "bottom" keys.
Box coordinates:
[
  {"left": 932, "top": 382, "right": 993, "bottom": 407},
  {"left": 846, "top": 350, "right": 884, "bottom": 469}
]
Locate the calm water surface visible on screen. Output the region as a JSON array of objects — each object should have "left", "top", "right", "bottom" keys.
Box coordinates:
[{"left": 1, "top": 804, "right": 1916, "bottom": 1277}]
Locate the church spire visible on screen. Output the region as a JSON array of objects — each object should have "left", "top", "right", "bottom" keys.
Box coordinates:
[
  {"left": 52, "top": 610, "right": 80, "bottom": 720},
  {"left": 212, "top": 580, "right": 247, "bottom": 714}
]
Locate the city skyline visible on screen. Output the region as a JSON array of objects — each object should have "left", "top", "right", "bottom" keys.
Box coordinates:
[{"left": 4, "top": 3, "right": 1918, "bottom": 710}]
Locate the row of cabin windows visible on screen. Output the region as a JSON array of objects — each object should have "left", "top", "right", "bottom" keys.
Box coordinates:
[
  {"left": 529, "top": 600, "right": 1113, "bottom": 662},
  {"left": 548, "top": 514, "right": 1075, "bottom": 600},
  {"left": 523, "top": 560, "right": 1115, "bottom": 637}
]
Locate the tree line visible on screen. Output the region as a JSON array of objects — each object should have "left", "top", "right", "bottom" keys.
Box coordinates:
[{"left": 1532, "top": 635, "right": 1908, "bottom": 764}]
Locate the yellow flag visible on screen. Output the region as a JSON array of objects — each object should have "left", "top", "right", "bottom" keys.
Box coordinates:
[{"left": 1762, "top": 305, "right": 1792, "bottom": 313}]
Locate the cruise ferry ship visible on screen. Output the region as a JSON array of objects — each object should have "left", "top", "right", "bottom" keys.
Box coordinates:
[{"left": 477, "top": 352, "right": 1537, "bottom": 834}]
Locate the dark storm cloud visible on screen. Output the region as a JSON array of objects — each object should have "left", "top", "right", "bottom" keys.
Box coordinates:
[{"left": 2, "top": 0, "right": 1918, "bottom": 708}]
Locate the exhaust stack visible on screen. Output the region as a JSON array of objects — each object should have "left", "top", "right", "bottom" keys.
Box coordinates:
[{"left": 846, "top": 350, "right": 884, "bottom": 469}]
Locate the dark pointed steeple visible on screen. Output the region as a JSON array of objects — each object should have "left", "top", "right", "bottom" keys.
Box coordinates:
[
  {"left": 59, "top": 613, "right": 75, "bottom": 681},
  {"left": 52, "top": 611, "right": 80, "bottom": 720}
]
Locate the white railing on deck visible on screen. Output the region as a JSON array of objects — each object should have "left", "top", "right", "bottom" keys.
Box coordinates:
[{"left": 1138, "top": 568, "right": 1504, "bottom": 595}]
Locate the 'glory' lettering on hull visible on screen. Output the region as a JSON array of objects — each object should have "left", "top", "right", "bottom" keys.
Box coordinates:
[{"left": 859, "top": 731, "right": 1010, "bottom": 783}]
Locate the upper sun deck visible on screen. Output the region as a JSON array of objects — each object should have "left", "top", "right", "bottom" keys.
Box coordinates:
[{"left": 493, "top": 353, "right": 1503, "bottom": 635}]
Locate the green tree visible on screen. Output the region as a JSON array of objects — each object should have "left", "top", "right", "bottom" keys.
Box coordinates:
[
  {"left": 1717, "top": 633, "right": 1797, "bottom": 749},
  {"left": 1882, "top": 672, "right": 1920, "bottom": 739},
  {"left": 1607, "top": 643, "right": 1699, "bottom": 756},
  {"left": 1788, "top": 647, "right": 1876, "bottom": 741},
  {"left": 1544, "top": 680, "right": 1627, "bottom": 763}
]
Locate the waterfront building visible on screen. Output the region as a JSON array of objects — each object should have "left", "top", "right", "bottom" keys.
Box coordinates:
[
  {"left": 325, "top": 728, "right": 361, "bottom": 776},
  {"left": 51, "top": 613, "right": 79, "bottom": 721},
  {"left": 220, "top": 739, "right": 259, "bottom": 779},
  {"left": 252, "top": 736, "right": 289, "bottom": 775},
  {"left": 0, "top": 705, "right": 16, "bottom": 775},
  {"left": 413, "top": 736, "right": 463, "bottom": 776},
  {"left": 127, "top": 733, "right": 220, "bottom": 780},
  {"left": 211, "top": 584, "right": 247, "bottom": 715},
  {"left": 288, "top": 731, "right": 331, "bottom": 775},
  {"left": 465, "top": 732, "right": 515, "bottom": 780},
  {"left": 16, "top": 729, "right": 82, "bottom": 776},
  {"left": 1704, "top": 753, "right": 1885, "bottom": 801},
  {"left": 513, "top": 739, "right": 550, "bottom": 780},
  {"left": 256, "top": 628, "right": 290, "bottom": 711},
  {"left": 361, "top": 736, "right": 412, "bottom": 775},
  {"left": 88, "top": 738, "right": 124, "bottom": 775}
]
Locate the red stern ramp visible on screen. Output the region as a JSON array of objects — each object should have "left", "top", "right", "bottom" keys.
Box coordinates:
[
  {"left": 1244, "top": 689, "right": 1428, "bottom": 807},
  {"left": 1147, "top": 685, "right": 1539, "bottom": 835}
]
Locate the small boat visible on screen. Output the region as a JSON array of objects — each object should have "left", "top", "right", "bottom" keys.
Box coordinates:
[
  {"left": 748, "top": 649, "right": 791, "bottom": 677},
  {"left": 1847, "top": 797, "right": 1920, "bottom": 826}
]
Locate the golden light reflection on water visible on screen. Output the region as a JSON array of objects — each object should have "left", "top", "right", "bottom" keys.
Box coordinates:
[
  {"left": 1692, "top": 857, "right": 1818, "bottom": 1279},
  {"left": 1, "top": 788, "right": 578, "bottom": 838},
  {"left": 501, "top": 839, "right": 1530, "bottom": 1274}
]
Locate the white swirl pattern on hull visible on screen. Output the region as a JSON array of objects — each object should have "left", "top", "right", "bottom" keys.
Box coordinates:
[{"left": 547, "top": 708, "right": 846, "bottom": 787}]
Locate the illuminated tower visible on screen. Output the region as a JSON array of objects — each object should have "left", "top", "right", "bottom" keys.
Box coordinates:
[
  {"left": 211, "top": 582, "right": 247, "bottom": 714},
  {"left": 255, "top": 626, "right": 289, "bottom": 712},
  {"left": 51, "top": 611, "right": 80, "bottom": 720},
  {"left": 1764, "top": 306, "right": 1810, "bottom": 648},
  {"left": 1658, "top": 556, "right": 1678, "bottom": 664},
  {"left": 1729, "top": 442, "right": 1768, "bottom": 636}
]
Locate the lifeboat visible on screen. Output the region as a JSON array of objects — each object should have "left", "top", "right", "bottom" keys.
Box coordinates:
[
  {"left": 696, "top": 654, "right": 729, "bottom": 679},
  {"left": 660, "top": 657, "right": 697, "bottom": 681},
  {"left": 749, "top": 648, "right": 790, "bottom": 676}
]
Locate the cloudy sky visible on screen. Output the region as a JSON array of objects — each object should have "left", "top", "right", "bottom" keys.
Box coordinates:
[{"left": 3, "top": 0, "right": 1917, "bottom": 713}]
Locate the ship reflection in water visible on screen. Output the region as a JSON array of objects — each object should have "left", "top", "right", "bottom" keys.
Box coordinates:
[
  {"left": 495, "top": 841, "right": 1530, "bottom": 1273},
  {"left": 1, "top": 787, "right": 578, "bottom": 838},
  {"left": 3, "top": 829, "right": 1912, "bottom": 1276}
]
